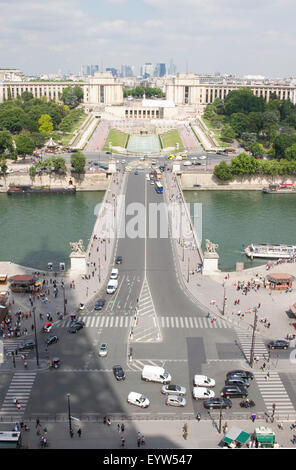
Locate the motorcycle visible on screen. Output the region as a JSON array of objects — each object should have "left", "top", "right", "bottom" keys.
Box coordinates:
[
  {"left": 240, "top": 399, "right": 255, "bottom": 408},
  {"left": 50, "top": 357, "right": 60, "bottom": 369}
]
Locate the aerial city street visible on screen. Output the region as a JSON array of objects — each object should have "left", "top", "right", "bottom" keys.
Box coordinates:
[{"left": 1, "top": 0, "right": 296, "bottom": 454}]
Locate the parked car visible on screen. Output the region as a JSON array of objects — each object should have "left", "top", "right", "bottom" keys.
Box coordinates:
[
  {"left": 225, "top": 376, "right": 250, "bottom": 388},
  {"left": 204, "top": 398, "right": 232, "bottom": 410},
  {"left": 192, "top": 387, "right": 215, "bottom": 400},
  {"left": 183, "top": 161, "right": 192, "bottom": 166},
  {"left": 99, "top": 343, "right": 108, "bottom": 357},
  {"left": 94, "top": 299, "right": 105, "bottom": 310},
  {"left": 193, "top": 375, "right": 215, "bottom": 387},
  {"left": 221, "top": 386, "right": 248, "bottom": 399},
  {"left": 115, "top": 256, "right": 123, "bottom": 264},
  {"left": 267, "top": 340, "right": 289, "bottom": 350},
  {"left": 166, "top": 395, "right": 186, "bottom": 407},
  {"left": 199, "top": 155, "right": 207, "bottom": 160},
  {"left": 226, "top": 370, "right": 254, "bottom": 380},
  {"left": 45, "top": 335, "right": 59, "bottom": 346},
  {"left": 161, "top": 384, "right": 186, "bottom": 396},
  {"left": 113, "top": 365, "right": 126, "bottom": 381},
  {"left": 127, "top": 392, "right": 150, "bottom": 408}
]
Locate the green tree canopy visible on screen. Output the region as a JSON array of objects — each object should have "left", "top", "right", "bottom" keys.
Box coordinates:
[
  {"left": 273, "top": 133, "right": 296, "bottom": 158},
  {"left": 61, "top": 86, "right": 84, "bottom": 109},
  {"left": 229, "top": 113, "right": 249, "bottom": 137},
  {"left": 0, "top": 130, "right": 13, "bottom": 154},
  {"left": 224, "top": 88, "right": 265, "bottom": 115},
  {"left": 229, "top": 153, "right": 259, "bottom": 175},
  {"left": 285, "top": 143, "right": 296, "bottom": 161},
  {"left": 38, "top": 114, "right": 54, "bottom": 133},
  {"left": 15, "top": 132, "right": 35, "bottom": 158},
  {"left": 71, "top": 151, "right": 86, "bottom": 173},
  {"left": 220, "top": 124, "right": 236, "bottom": 142},
  {"left": 213, "top": 160, "right": 233, "bottom": 181}
]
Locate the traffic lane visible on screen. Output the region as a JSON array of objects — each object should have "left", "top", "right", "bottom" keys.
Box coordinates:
[
  {"left": 145, "top": 188, "right": 204, "bottom": 317},
  {"left": 0, "top": 372, "right": 13, "bottom": 404}
]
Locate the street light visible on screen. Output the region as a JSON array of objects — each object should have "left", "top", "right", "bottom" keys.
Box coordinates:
[
  {"left": 98, "top": 257, "right": 101, "bottom": 283},
  {"left": 218, "top": 401, "right": 223, "bottom": 434},
  {"left": 67, "top": 393, "right": 72, "bottom": 435},
  {"left": 62, "top": 284, "right": 67, "bottom": 316},
  {"left": 249, "top": 308, "right": 258, "bottom": 368},
  {"left": 32, "top": 306, "right": 40, "bottom": 367}
]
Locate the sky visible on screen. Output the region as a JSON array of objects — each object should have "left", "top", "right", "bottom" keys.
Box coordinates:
[{"left": 1, "top": 0, "right": 296, "bottom": 77}]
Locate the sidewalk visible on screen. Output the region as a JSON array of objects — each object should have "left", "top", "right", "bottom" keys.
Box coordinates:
[
  {"left": 13, "top": 418, "right": 295, "bottom": 449},
  {"left": 0, "top": 171, "right": 127, "bottom": 346}
]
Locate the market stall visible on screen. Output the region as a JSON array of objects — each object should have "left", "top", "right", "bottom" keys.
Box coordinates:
[{"left": 222, "top": 426, "right": 251, "bottom": 448}]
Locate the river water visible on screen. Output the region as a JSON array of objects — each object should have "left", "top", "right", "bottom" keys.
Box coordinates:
[
  {"left": 0, "top": 192, "right": 104, "bottom": 270},
  {"left": 184, "top": 190, "right": 296, "bottom": 271}
]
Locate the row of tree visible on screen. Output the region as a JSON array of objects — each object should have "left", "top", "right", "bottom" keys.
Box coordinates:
[
  {"left": 214, "top": 153, "right": 296, "bottom": 181},
  {"left": 123, "top": 87, "right": 165, "bottom": 98},
  {"left": 28, "top": 152, "right": 86, "bottom": 177},
  {"left": 204, "top": 88, "right": 296, "bottom": 157}
]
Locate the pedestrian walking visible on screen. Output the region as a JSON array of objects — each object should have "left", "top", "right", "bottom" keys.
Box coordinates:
[
  {"left": 121, "top": 423, "right": 125, "bottom": 433},
  {"left": 251, "top": 413, "right": 256, "bottom": 423},
  {"left": 107, "top": 418, "right": 111, "bottom": 426},
  {"left": 117, "top": 424, "right": 121, "bottom": 433},
  {"left": 137, "top": 437, "right": 141, "bottom": 447},
  {"left": 266, "top": 372, "right": 270, "bottom": 381},
  {"left": 121, "top": 436, "right": 125, "bottom": 448},
  {"left": 70, "top": 429, "right": 74, "bottom": 438},
  {"left": 183, "top": 423, "right": 188, "bottom": 433},
  {"left": 141, "top": 434, "right": 145, "bottom": 445},
  {"left": 103, "top": 416, "right": 107, "bottom": 424},
  {"left": 35, "top": 418, "right": 40, "bottom": 428},
  {"left": 196, "top": 413, "right": 201, "bottom": 422},
  {"left": 77, "top": 428, "right": 81, "bottom": 438}
]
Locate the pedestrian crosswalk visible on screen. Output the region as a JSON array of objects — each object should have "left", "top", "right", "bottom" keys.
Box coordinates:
[
  {"left": 132, "top": 279, "right": 162, "bottom": 342},
  {"left": 3, "top": 340, "right": 29, "bottom": 362},
  {"left": 254, "top": 372, "right": 295, "bottom": 413},
  {"left": 127, "top": 359, "right": 164, "bottom": 372},
  {"left": 56, "top": 315, "right": 232, "bottom": 329},
  {"left": 235, "top": 330, "right": 268, "bottom": 361},
  {"left": 0, "top": 372, "right": 36, "bottom": 416}
]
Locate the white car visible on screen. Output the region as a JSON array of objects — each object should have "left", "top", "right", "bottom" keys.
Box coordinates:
[
  {"left": 194, "top": 375, "right": 216, "bottom": 387},
  {"left": 121, "top": 160, "right": 126, "bottom": 164},
  {"left": 150, "top": 180, "right": 154, "bottom": 185},
  {"left": 110, "top": 268, "right": 119, "bottom": 280},
  {"left": 199, "top": 155, "right": 207, "bottom": 160},
  {"left": 127, "top": 392, "right": 150, "bottom": 408},
  {"left": 175, "top": 155, "right": 182, "bottom": 161},
  {"left": 98, "top": 343, "right": 108, "bottom": 357},
  {"left": 166, "top": 395, "right": 186, "bottom": 407},
  {"left": 192, "top": 387, "right": 215, "bottom": 400},
  {"left": 191, "top": 156, "right": 198, "bottom": 160},
  {"left": 183, "top": 161, "right": 192, "bottom": 166}
]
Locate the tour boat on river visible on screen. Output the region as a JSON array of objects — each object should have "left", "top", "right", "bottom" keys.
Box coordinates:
[
  {"left": 245, "top": 243, "right": 296, "bottom": 259},
  {"left": 7, "top": 185, "right": 76, "bottom": 195},
  {"left": 262, "top": 184, "right": 296, "bottom": 193}
]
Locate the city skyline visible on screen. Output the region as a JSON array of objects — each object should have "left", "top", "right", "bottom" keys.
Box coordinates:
[{"left": 1, "top": 0, "right": 296, "bottom": 77}]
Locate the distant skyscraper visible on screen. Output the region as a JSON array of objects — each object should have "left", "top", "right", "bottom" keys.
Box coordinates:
[
  {"left": 154, "top": 63, "right": 166, "bottom": 77},
  {"left": 168, "top": 59, "right": 177, "bottom": 75},
  {"left": 120, "top": 65, "right": 134, "bottom": 77},
  {"left": 141, "top": 63, "right": 154, "bottom": 78},
  {"left": 106, "top": 67, "right": 118, "bottom": 77}
]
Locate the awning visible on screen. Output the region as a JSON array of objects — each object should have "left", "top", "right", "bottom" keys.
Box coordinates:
[
  {"left": 256, "top": 434, "right": 275, "bottom": 443},
  {"left": 223, "top": 427, "right": 251, "bottom": 445}
]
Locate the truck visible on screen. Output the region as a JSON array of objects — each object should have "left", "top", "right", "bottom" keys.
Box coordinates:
[{"left": 141, "top": 365, "right": 171, "bottom": 384}]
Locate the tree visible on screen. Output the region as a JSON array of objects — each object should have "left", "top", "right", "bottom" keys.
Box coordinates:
[
  {"left": 246, "top": 112, "right": 263, "bottom": 134},
  {"left": 51, "top": 156, "right": 66, "bottom": 172},
  {"left": 71, "top": 151, "right": 86, "bottom": 173},
  {"left": 230, "top": 113, "right": 249, "bottom": 137},
  {"left": 285, "top": 143, "right": 296, "bottom": 161},
  {"left": 213, "top": 161, "right": 233, "bottom": 181},
  {"left": 229, "top": 153, "right": 259, "bottom": 175},
  {"left": 15, "top": 132, "right": 35, "bottom": 159},
  {"left": 262, "top": 111, "right": 280, "bottom": 144},
  {"left": 0, "top": 130, "right": 13, "bottom": 154},
  {"left": 224, "top": 88, "right": 265, "bottom": 115},
  {"left": 241, "top": 132, "right": 257, "bottom": 150},
  {"left": 38, "top": 114, "right": 53, "bottom": 133},
  {"left": 220, "top": 124, "right": 236, "bottom": 142},
  {"left": 0, "top": 156, "right": 7, "bottom": 174},
  {"left": 249, "top": 142, "right": 262, "bottom": 157},
  {"left": 61, "top": 86, "right": 83, "bottom": 109},
  {"left": 29, "top": 166, "right": 36, "bottom": 178},
  {"left": 273, "top": 133, "right": 296, "bottom": 158}
]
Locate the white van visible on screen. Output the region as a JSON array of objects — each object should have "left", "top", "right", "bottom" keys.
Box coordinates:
[
  {"left": 141, "top": 365, "right": 171, "bottom": 384},
  {"left": 110, "top": 268, "right": 119, "bottom": 280},
  {"left": 106, "top": 279, "right": 118, "bottom": 294}
]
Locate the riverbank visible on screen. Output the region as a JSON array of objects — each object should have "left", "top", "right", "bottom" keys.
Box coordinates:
[
  {"left": 180, "top": 172, "right": 296, "bottom": 190},
  {"left": 0, "top": 172, "right": 110, "bottom": 192}
]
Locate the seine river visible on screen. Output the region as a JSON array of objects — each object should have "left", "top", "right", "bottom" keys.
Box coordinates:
[
  {"left": 0, "top": 192, "right": 104, "bottom": 270},
  {"left": 184, "top": 190, "right": 296, "bottom": 271}
]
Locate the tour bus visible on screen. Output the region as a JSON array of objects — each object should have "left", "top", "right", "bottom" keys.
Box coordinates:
[
  {"left": 155, "top": 182, "right": 163, "bottom": 194},
  {"left": 0, "top": 431, "right": 22, "bottom": 448}
]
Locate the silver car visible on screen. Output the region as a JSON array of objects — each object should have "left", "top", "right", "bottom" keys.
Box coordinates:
[
  {"left": 161, "top": 384, "right": 186, "bottom": 396},
  {"left": 165, "top": 395, "right": 186, "bottom": 407},
  {"left": 99, "top": 343, "right": 108, "bottom": 357}
]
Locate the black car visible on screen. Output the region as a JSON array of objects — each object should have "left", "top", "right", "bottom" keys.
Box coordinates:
[
  {"left": 221, "top": 386, "right": 248, "bottom": 399},
  {"left": 17, "top": 339, "right": 35, "bottom": 351},
  {"left": 68, "top": 322, "right": 84, "bottom": 334},
  {"left": 46, "top": 335, "right": 59, "bottom": 346},
  {"left": 267, "top": 340, "right": 289, "bottom": 350},
  {"left": 94, "top": 299, "right": 106, "bottom": 310},
  {"left": 225, "top": 376, "right": 250, "bottom": 388},
  {"left": 115, "top": 256, "right": 123, "bottom": 264},
  {"left": 203, "top": 398, "right": 232, "bottom": 410},
  {"left": 134, "top": 171, "right": 139, "bottom": 175},
  {"left": 113, "top": 365, "right": 126, "bottom": 381},
  {"left": 226, "top": 370, "right": 254, "bottom": 380}
]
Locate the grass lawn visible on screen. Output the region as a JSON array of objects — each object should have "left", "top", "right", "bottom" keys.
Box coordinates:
[
  {"left": 159, "top": 129, "right": 184, "bottom": 151},
  {"left": 202, "top": 117, "right": 229, "bottom": 148},
  {"left": 60, "top": 113, "right": 88, "bottom": 145},
  {"left": 103, "top": 129, "right": 129, "bottom": 150}
]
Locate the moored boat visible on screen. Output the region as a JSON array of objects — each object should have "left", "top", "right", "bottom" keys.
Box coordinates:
[
  {"left": 245, "top": 243, "right": 296, "bottom": 259},
  {"left": 263, "top": 184, "right": 296, "bottom": 193},
  {"left": 7, "top": 185, "right": 76, "bottom": 195}
]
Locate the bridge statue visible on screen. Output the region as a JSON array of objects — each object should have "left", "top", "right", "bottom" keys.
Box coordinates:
[
  {"left": 205, "top": 239, "right": 219, "bottom": 254},
  {"left": 69, "top": 239, "right": 85, "bottom": 253}
]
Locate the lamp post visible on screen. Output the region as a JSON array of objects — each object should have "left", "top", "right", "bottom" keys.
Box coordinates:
[
  {"left": 32, "top": 306, "right": 39, "bottom": 367},
  {"left": 187, "top": 257, "right": 190, "bottom": 283},
  {"left": 67, "top": 393, "right": 72, "bottom": 435},
  {"left": 218, "top": 401, "right": 223, "bottom": 434},
  {"left": 98, "top": 257, "right": 101, "bottom": 283},
  {"left": 62, "top": 284, "right": 67, "bottom": 316},
  {"left": 104, "top": 239, "right": 107, "bottom": 262}
]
